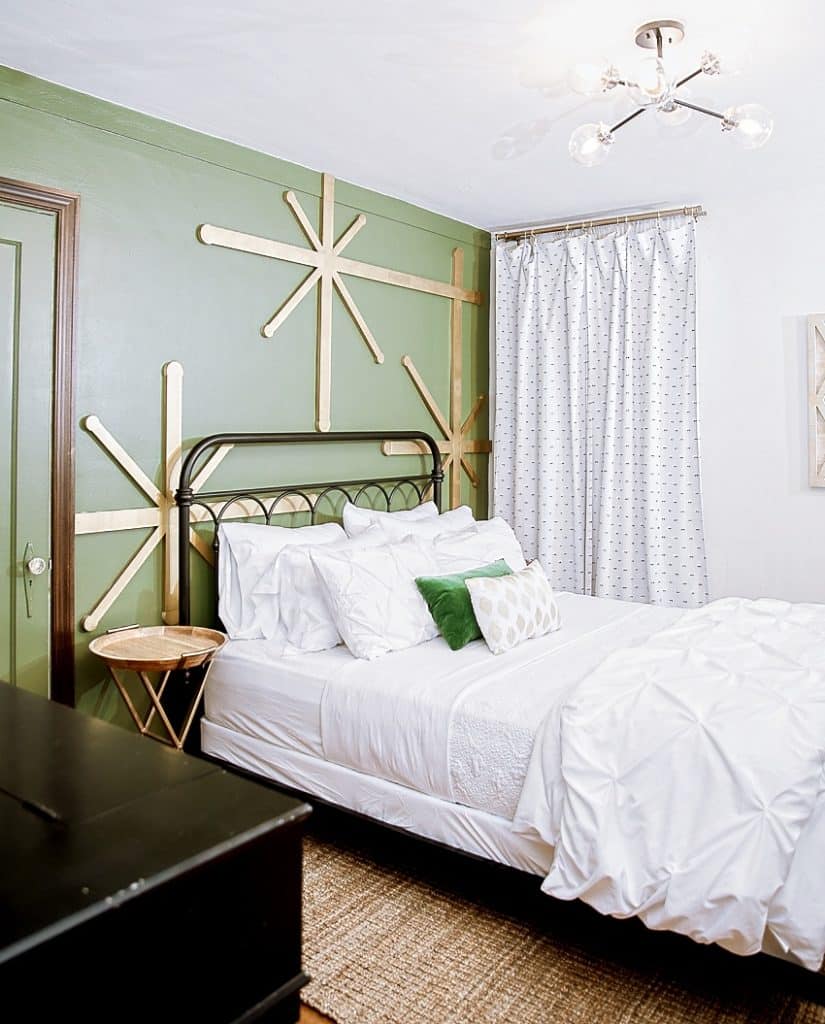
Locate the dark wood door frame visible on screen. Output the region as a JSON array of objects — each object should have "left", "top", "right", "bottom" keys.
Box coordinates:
[{"left": 1, "top": 176, "right": 79, "bottom": 706}]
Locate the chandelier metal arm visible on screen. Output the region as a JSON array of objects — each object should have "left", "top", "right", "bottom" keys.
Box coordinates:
[
  {"left": 673, "top": 97, "right": 726, "bottom": 121},
  {"left": 609, "top": 108, "right": 646, "bottom": 134},
  {"left": 675, "top": 67, "right": 704, "bottom": 89}
]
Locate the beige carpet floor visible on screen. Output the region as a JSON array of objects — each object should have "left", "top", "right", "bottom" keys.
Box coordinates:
[{"left": 301, "top": 813, "right": 825, "bottom": 1024}]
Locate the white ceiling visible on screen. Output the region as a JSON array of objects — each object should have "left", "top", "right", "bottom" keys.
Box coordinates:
[{"left": 0, "top": 0, "right": 819, "bottom": 229}]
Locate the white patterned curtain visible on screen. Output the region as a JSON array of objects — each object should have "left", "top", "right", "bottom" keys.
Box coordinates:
[{"left": 493, "top": 215, "right": 708, "bottom": 607}]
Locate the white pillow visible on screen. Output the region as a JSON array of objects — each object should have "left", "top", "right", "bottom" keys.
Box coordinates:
[
  {"left": 466, "top": 561, "right": 561, "bottom": 655},
  {"left": 310, "top": 538, "right": 440, "bottom": 660},
  {"left": 254, "top": 525, "right": 388, "bottom": 653},
  {"left": 377, "top": 505, "right": 475, "bottom": 543},
  {"left": 218, "top": 521, "right": 345, "bottom": 639},
  {"left": 432, "top": 518, "right": 527, "bottom": 574},
  {"left": 342, "top": 500, "right": 438, "bottom": 538}
]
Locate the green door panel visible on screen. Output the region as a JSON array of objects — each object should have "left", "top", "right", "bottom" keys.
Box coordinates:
[{"left": 0, "top": 201, "right": 56, "bottom": 695}]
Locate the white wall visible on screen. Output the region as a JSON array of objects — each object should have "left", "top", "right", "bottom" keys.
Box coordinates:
[{"left": 697, "top": 181, "right": 825, "bottom": 602}]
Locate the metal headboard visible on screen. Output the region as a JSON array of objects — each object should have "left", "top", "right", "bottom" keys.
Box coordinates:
[{"left": 175, "top": 430, "right": 443, "bottom": 626}]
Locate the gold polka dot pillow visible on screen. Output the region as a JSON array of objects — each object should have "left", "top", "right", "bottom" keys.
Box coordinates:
[{"left": 465, "top": 560, "right": 560, "bottom": 655}]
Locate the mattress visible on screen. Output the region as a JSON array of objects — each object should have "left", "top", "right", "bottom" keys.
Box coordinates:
[
  {"left": 205, "top": 640, "right": 354, "bottom": 757},
  {"left": 205, "top": 592, "right": 679, "bottom": 817}
]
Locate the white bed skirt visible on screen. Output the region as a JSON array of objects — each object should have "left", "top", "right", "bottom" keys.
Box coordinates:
[{"left": 201, "top": 718, "right": 554, "bottom": 877}]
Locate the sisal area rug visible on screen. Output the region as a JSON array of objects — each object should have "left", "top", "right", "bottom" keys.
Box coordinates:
[{"left": 301, "top": 813, "right": 825, "bottom": 1024}]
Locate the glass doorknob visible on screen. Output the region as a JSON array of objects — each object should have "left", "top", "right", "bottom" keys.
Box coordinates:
[{"left": 26, "top": 555, "right": 48, "bottom": 576}]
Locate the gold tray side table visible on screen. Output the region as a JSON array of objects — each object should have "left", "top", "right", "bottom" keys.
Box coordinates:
[{"left": 89, "top": 626, "right": 227, "bottom": 749}]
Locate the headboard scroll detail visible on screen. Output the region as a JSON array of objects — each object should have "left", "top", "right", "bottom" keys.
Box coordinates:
[{"left": 175, "top": 430, "right": 443, "bottom": 626}]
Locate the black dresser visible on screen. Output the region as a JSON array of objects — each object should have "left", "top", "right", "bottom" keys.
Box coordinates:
[{"left": 0, "top": 683, "right": 311, "bottom": 1022}]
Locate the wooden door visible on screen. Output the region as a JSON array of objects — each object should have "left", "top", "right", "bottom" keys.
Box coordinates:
[{"left": 0, "top": 201, "right": 57, "bottom": 696}]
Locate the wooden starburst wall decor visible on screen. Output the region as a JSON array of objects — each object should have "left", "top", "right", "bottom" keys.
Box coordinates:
[
  {"left": 382, "top": 248, "right": 492, "bottom": 509},
  {"left": 197, "top": 173, "right": 483, "bottom": 433},
  {"left": 76, "top": 361, "right": 310, "bottom": 631}
]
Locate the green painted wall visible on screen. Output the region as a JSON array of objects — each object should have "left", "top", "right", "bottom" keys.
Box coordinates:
[{"left": 0, "top": 67, "right": 490, "bottom": 714}]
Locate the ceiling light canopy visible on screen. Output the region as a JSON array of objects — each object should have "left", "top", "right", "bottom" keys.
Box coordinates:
[{"left": 568, "top": 19, "right": 773, "bottom": 165}]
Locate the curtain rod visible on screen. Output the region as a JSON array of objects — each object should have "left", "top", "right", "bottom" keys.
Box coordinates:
[{"left": 494, "top": 205, "right": 706, "bottom": 242}]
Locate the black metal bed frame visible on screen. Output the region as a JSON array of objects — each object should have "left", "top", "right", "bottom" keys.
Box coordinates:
[{"left": 175, "top": 430, "right": 443, "bottom": 626}]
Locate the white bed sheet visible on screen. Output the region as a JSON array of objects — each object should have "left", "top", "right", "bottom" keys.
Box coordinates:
[{"left": 205, "top": 640, "right": 356, "bottom": 757}]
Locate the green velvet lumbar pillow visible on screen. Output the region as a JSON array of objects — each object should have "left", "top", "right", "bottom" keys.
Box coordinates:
[{"left": 415, "top": 559, "right": 513, "bottom": 651}]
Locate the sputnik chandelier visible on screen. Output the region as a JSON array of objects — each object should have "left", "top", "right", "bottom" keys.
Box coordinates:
[{"left": 568, "top": 19, "right": 773, "bottom": 166}]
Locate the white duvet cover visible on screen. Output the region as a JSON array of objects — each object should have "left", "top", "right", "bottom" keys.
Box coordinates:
[{"left": 514, "top": 597, "right": 825, "bottom": 970}]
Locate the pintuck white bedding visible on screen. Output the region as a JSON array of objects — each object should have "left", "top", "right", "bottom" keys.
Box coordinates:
[
  {"left": 202, "top": 592, "right": 825, "bottom": 972},
  {"left": 515, "top": 597, "right": 825, "bottom": 971}
]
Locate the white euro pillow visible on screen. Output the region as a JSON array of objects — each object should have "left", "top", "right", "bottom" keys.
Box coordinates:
[
  {"left": 342, "top": 500, "right": 438, "bottom": 538},
  {"left": 432, "top": 517, "right": 527, "bottom": 575},
  {"left": 218, "top": 520, "right": 345, "bottom": 639},
  {"left": 254, "top": 525, "right": 388, "bottom": 654},
  {"left": 466, "top": 560, "right": 561, "bottom": 655},
  {"left": 377, "top": 505, "right": 475, "bottom": 542},
  {"left": 310, "top": 537, "right": 440, "bottom": 660}
]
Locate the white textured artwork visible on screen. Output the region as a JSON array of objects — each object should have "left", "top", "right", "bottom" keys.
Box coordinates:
[{"left": 808, "top": 315, "right": 825, "bottom": 487}]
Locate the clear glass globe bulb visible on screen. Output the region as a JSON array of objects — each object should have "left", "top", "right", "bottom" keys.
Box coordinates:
[
  {"left": 568, "top": 123, "right": 613, "bottom": 166},
  {"left": 627, "top": 56, "right": 671, "bottom": 107},
  {"left": 724, "top": 103, "right": 773, "bottom": 149},
  {"left": 567, "top": 58, "right": 610, "bottom": 98}
]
